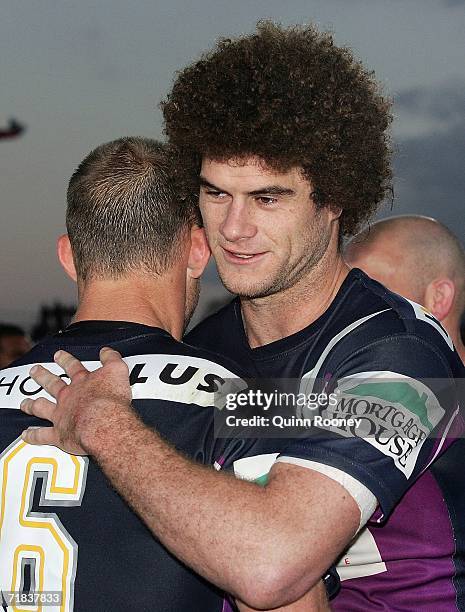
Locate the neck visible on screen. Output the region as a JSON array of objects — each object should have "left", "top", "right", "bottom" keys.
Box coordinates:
[
  {"left": 240, "top": 251, "right": 349, "bottom": 348},
  {"left": 73, "top": 273, "right": 186, "bottom": 340}
]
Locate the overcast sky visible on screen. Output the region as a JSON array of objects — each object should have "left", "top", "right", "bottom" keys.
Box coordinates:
[{"left": 1, "top": 0, "right": 464, "bottom": 328}]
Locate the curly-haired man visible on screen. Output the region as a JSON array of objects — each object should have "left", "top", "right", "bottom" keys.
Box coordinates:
[{"left": 22, "top": 23, "right": 464, "bottom": 611}]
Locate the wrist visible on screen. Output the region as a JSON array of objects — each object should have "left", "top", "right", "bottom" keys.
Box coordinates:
[{"left": 78, "top": 398, "right": 134, "bottom": 455}]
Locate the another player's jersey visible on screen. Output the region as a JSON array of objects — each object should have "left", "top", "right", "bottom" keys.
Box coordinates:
[
  {"left": 187, "top": 268, "right": 465, "bottom": 611},
  {"left": 0, "top": 320, "right": 241, "bottom": 612}
]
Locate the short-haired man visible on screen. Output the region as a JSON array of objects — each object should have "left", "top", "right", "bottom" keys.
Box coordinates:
[
  {"left": 345, "top": 215, "right": 465, "bottom": 362},
  {"left": 1, "top": 137, "right": 261, "bottom": 611},
  {"left": 22, "top": 24, "right": 464, "bottom": 610}
]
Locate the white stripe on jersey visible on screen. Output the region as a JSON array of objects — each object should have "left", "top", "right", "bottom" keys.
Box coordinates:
[
  {"left": 0, "top": 354, "right": 244, "bottom": 410},
  {"left": 300, "top": 309, "right": 389, "bottom": 394},
  {"left": 275, "top": 456, "right": 377, "bottom": 529},
  {"left": 404, "top": 298, "right": 454, "bottom": 351}
]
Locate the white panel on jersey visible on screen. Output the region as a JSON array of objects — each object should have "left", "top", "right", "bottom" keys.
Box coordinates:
[
  {"left": 275, "top": 456, "right": 377, "bottom": 529},
  {"left": 0, "top": 355, "right": 245, "bottom": 410},
  {"left": 233, "top": 453, "right": 279, "bottom": 484},
  {"left": 312, "top": 370, "right": 445, "bottom": 478},
  {"left": 337, "top": 527, "right": 387, "bottom": 581}
]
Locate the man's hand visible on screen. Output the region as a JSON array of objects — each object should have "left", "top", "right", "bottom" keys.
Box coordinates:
[
  {"left": 21, "top": 347, "right": 133, "bottom": 455},
  {"left": 20, "top": 348, "right": 358, "bottom": 608}
]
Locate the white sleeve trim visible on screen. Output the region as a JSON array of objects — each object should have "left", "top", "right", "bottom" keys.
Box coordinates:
[{"left": 276, "top": 456, "right": 378, "bottom": 530}]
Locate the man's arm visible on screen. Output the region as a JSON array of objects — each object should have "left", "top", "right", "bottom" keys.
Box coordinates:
[
  {"left": 21, "top": 348, "right": 357, "bottom": 609},
  {"left": 237, "top": 580, "right": 331, "bottom": 612}
]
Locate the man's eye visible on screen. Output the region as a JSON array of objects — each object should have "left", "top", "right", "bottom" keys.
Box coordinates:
[
  {"left": 256, "top": 196, "right": 277, "bottom": 206},
  {"left": 206, "top": 190, "right": 228, "bottom": 200}
]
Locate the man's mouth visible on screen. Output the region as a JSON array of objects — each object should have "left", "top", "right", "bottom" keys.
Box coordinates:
[{"left": 221, "top": 247, "right": 267, "bottom": 265}]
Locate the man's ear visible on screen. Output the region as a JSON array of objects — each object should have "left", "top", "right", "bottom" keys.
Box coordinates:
[
  {"left": 328, "top": 203, "right": 343, "bottom": 221},
  {"left": 57, "top": 234, "right": 77, "bottom": 282},
  {"left": 187, "top": 227, "right": 211, "bottom": 280},
  {"left": 424, "top": 278, "right": 455, "bottom": 321}
]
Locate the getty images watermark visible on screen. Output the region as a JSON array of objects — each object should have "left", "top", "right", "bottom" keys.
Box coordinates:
[
  {"left": 222, "top": 388, "right": 358, "bottom": 430},
  {"left": 214, "top": 376, "right": 463, "bottom": 442}
]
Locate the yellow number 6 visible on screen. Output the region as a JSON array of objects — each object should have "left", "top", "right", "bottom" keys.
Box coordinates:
[{"left": 0, "top": 438, "right": 88, "bottom": 611}]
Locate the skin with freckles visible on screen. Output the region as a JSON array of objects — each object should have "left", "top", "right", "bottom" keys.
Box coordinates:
[
  {"left": 22, "top": 347, "right": 354, "bottom": 610},
  {"left": 20, "top": 158, "right": 360, "bottom": 610},
  {"left": 19, "top": 146, "right": 337, "bottom": 609},
  {"left": 22, "top": 349, "right": 131, "bottom": 454},
  {"left": 20, "top": 24, "right": 464, "bottom": 610}
]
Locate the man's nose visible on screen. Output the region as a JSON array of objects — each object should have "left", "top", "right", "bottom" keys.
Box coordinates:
[{"left": 219, "top": 200, "right": 257, "bottom": 242}]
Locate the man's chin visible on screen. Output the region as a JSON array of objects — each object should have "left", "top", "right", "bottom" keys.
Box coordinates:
[{"left": 217, "top": 270, "right": 278, "bottom": 300}]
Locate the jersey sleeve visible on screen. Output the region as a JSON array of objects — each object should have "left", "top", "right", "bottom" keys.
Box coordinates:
[{"left": 276, "top": 332, "right": 462, "bottom": 521}]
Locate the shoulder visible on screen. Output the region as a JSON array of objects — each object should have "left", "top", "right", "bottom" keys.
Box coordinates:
[
  {"left": 353, "top": 269, "right": 454, "bottom": 348},
  {"left": 58, "top": 325, "right": 247, "bottom": 380},
  {"left": 319, "top": 269, "right": 462, "bottom": 379}
]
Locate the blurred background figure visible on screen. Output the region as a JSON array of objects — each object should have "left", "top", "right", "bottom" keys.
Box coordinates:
[
  {"left": 30, "top": 302, "right": 75, "bottom": 342},
  {"left": 0, "top": 323, "right": 31, "bottom": 368},
  {"left": 345, "top": 215, "right": 465, "bottom": 363}
]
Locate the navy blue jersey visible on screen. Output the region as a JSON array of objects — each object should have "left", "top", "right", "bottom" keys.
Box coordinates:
[
  {"left": 0, "top": 320, "right": 243, "bottom": 612},
  {"left": 187, "top": 269, "right": 465, "bottom": 611}
]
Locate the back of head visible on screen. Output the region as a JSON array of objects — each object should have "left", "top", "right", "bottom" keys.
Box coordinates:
[
  {"left": 162, "top": 21, "right": 392, "bottom": 238},
  {"left": 345, "top": 215, "right": 465, "bottom": 315},
  {"left": 67, "top": 137, "right": 199, "bottom": 281}
]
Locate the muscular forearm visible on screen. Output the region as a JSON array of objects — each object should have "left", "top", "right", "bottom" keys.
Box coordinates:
[
  {"left": 86, "top": 402, "right": 338, "bottom": 608},
  {"left": 22, "top": 349, "right": 353, "bottom": 609}
]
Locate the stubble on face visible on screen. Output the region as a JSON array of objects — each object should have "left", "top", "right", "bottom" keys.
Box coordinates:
[
  {"left": 200, "top": 158, "right": 337, "bottom": 301},
  {"left": 215, "top": 212, "right": 333, "bottom": 299}
]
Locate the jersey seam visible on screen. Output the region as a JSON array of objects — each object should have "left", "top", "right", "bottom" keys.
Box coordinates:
[{"left": 333, "top": 332, "right": 454, "bottom": 378}]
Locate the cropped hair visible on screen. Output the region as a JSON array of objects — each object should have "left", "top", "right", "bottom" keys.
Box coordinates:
[{"left": 67, "top": 137, "right": 199, "bottom": 280}]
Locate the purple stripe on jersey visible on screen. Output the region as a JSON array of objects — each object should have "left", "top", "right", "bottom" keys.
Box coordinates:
[
  {"left": 333, "top": 469, "right": 457, "bottom": 611},
  {"left": 222, "top": 598, "right": 234, "bottom": 612}
]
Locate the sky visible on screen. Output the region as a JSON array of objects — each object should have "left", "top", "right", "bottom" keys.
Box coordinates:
[{"left": 1, "top": 0, "right": 464, "bottom": 328}]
